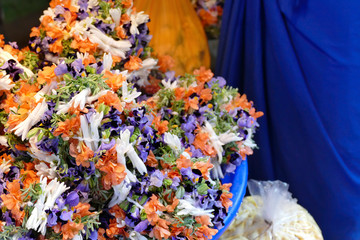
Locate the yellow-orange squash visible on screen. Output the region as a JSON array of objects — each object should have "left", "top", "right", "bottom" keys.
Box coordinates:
[{"left": 134, "top": 0, "right": 211, "bottom": 75}]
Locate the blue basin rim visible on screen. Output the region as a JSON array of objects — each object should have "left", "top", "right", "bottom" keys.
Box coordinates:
[{"left": 212, "top": 160, "right": 248, "bottom": 239}]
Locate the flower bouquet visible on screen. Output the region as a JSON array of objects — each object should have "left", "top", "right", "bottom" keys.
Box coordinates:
[
  {"left": 0, "top": 1, "right": 262, "bottom": 239},
  {"left": 29, "top": 0, "right": 157, "bottom": 87}
]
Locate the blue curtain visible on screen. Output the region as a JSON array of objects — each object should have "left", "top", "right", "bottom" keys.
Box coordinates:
[{"left": 216, "top": 0, "right": 360, "bottom": 239}]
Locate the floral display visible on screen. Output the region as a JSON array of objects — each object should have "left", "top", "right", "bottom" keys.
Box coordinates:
[
  {"left": 192, "top": 0, "right": 224, "bottom": 39},
  {"left": 29, "top": 0, "right": 157, "bottom": 87},
  {"left": 0, "top": 0, "right": 262, "bottom": 239},
  {"left": 0, "top": 46, "right": 261, "bottom": 239}
]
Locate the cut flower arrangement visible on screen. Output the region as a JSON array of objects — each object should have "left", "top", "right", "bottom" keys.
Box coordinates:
[{"left": 0, "top": 0, "right": 262, "bottom": 239}]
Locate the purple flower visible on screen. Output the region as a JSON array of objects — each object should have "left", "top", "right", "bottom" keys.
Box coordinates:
[
  {"left": 207, "top": 76, "right": 226, "bottom": 88},
  {"left": 65, "top": 191, "right": 79, "bottom": 207},
  {"left": 94, "top": 19, "right": 115, "bottom": 34},
  {"left": 90, "top": 61, "right": 104, "bottom": 74},
  {"left": 171, "top": 177, "right": 180, "bottom": 189},
  {"left": 89, "top": 229, "right": 98, "bottom": 240},
  {"left": 150, "top": 170, "right": 164, "bottom": 188},
  {"left": 54, "top": 62, "right": 68, "bottom": 76},
  {"left": 0, "top": 59, "right": 24, "bottom": 81},
  {"left": 36, "top": 137, "right": 59, "bottom": 153},
  {"left": 47, "top": 212, "right": 58, "bottom": 227},
  {"left": 8, "top": 42, "right": 18, "bottom": 49},
  {"left": 134, "top": 219, "right": 150, "bottom": 232},
  {"left": 60, "top": 209, "right": 73, "bottom": 221},
  {"left": 71, "top": 58, "right": 86, "bottom": 78}
]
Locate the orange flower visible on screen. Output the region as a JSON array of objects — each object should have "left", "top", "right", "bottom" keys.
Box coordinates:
[
  {"left": 37, "top": 65, "right": 57, "bottom": 85},
  {"left": 0, "top": 180, "right": 24, "bottom": 223},
  {"left": 193, "top": 128, "right": 216, "bottom": 157},
  {"left": 120, "top": 13, "right": 131, "bottom": 24},
  {"left": 1, "top": 93, "right": 18, "bottom": 113},
  {"left": 193, "top": 67, "right": 214, "bottom": 83},
  {"left": 198, "top": 9, "right": 217, "bottom": 26},
  {"left": 109, "top": 205, "right": 126, "bottom": 219},
  {"left": 50, "top": 0, "right": 78, "bottom": 12},
  {"left": 70, "top": 35, "right": 98, "bottom": 54},
  {"left": 53, "top": 116, "right": 81, "bottom": 138},
  {"left": 0, "top": 35, "right": 4, "bottom": 47},
  {"left": 165, "top": 198, "right": 179, "bottom": 212},
  {"left": 82, "top": 54, "right": 96, "bottom": 66},
  {"left": 158, "top": 55, "right": 175, "bottom": 72},
  {"left": 144, "top": 77, "right": 161, "bottom": 95},
  {"left": 100, "top": 162, "right": 126, "bottom": 190},
  {"left": 115, "top": 26, "right": 127, "bottom": 39},
  {"left": 97, "top": 228, "right": 106, "bottom": 240},
  {"left": 184, "top": 97, "right": 199, "bottom": 111},
  {"left": 7, "top": 108, "right": 29, "bottom": 131},
  {"left": 30, "top": 27, "right": 40, "bottom": 37},
  {"left": 124, "top": 55, "right": 142, "bottom": 71},
  {"left": 220, "top": 183, "right": 233, "bottom": 211},
  {"left": 74, "top": 202, "right": 92, "bottom": 217},
  {"left": 146, "top": 150, "right": 158, "bottom": 167},
  {"left": 121, "top": 0, "right": 133, "bottom": 8},
  {"left": 103, "top": 70, "right": 126, "bottom": 92},
  {"left": 199, "top": 88, "right": 212, "bottom": 104},
  {"left": 176, "top": 154, "right": 192, "bottom": 169},
  {"left": 70, "top": 141, "right": 94, "bottom": 168},
  {"left": 41, "top": 16, "right": 64, "bottom": 40},
  {"left": 151, "top": 224, "right": 171, "bottom": 240},
  {"left": 144, "top": 195, "right": 166, "bottom": 225},
  {"left": 20, "top": 164, "right": 39, "bottom": 189},
  {"left": 49, "top": 39, "right": 63, "bottom": 54},
  {"left": 61, "top": 221, "right": 84, "bottom": 240},
  {"left": 152, "top": 116, "right": 168, "bottom": 135},
  {"left": 193, "top": 159, "right": 213, "bottom": 179},
  {"left": 174, "top": 87, "right": 185, "bottom": 101},
  {"left": 98, "top": 91, "right": 123, "bottom": 112}
]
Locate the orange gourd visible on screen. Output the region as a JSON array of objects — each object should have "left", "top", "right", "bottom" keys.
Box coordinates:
[{"left": 134, "top": 0, "right": 211, "bottom": 75}]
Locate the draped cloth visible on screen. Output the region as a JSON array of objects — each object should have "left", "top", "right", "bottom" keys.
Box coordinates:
[{"left": 216, "top": 0, "right": 360, "bottom": 239}]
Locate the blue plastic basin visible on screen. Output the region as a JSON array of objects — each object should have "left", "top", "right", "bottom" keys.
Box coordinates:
[{"left": 212, "top": 160, "right": 248, "bottom": 239}]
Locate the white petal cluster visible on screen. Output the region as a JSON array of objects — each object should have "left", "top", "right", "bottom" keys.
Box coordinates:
[
  {"left": 57, "top": 88, "right": 108, "bottom": 114},
  {"left": 13, "top": 100, "right": 48, "bottom": 141},
  {"left": 130, "top": 11, "right": 149, "bottom": 35},
  {"left": 110, "top": 8, "right": 122, "bottom": 27},
  {"left": 88, "top": 25, "right": 132, "bottom": 58},
  {"left": 177, "top": 199, "right": 214, "bottom": 218},
  {"left": 117, "top": 129, "right": 147, "bottom": 175},
  {"left": 121, "top": 80, "right": 141, "bottom": 104},
  {"left": 203, "top": 120, "right": 242, "bottom": 163},
  {"left": 109, "top": 178, "right": 132, "bottom": 208},
  {"left": 79, "top": 111, "right": 103, "bottom": 151},
  {"left": 0, "top": 74, "right": 15, "bottom": 91},
  {"left": 26, "top": 177, "right": 69, "bottom": 235},
  {"left": 164, "top": 132, "right": 183, "bottom": 155},
  {"left": 29, "top": 136, "right": 60, "bottom": 164}
]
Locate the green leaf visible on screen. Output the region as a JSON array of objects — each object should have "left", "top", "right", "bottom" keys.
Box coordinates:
[{"left": 176, "top": 186, "right": 185, "bottom": 199}]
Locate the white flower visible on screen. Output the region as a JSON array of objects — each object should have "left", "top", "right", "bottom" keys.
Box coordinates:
[
  {"left": 0, "top": 159, "right": 11, "bottom": 175},
  {"left": 177, "top": 199, "right": 214, "bottom": 218},
  {"left": 130, "top": 231, "right": 148, "bottom": 240},
  {"left": 88, "top": 25, "right": 132, "bottom": 58},
  {"left": 130, "top": 11, "right": 149, "bottom": 35},
  {"left": 87, "top": 0, "right": 99, "bottom": 9},
  {"left": 121, "top": 80, "right": 141, "bottom": 103},
  {"left": 29, "top": 136, "right": 60, "bottom": 164},
  {"left": 78, "top": 112, "right": 103, "bottom": 151},
  {"left": 26, "top": 177, "right": 69, "bottom": 235},
  {"left": 13, "top": 99, "right": 48, "bottom": 140},
  {"left": 72, "top": 234, "right": 83, "bottom": 240},
  {"left": 115, "top": 138, "right": 137, "bottom": 182},
  {"left": 0, "top": 135, "right": 8, "bottom": 147},
  {"left": 70, "top": 17, "right": 93, "bottom": 40},
  {"left": 110, "top": 8, "right": 122, "bottom": 27},
  {"left": 0, "top": 74, "right": 15, "bottom": 91},
  {"left": 35, "top": 162, "right": 58, "bottom": 179},
  {"left": 210, "top": 158, "right": 224, "bottom": 179},
  {"left": 203, "top": 121, "right": 242, "bottom": 163},
  {"left": 102, "top": 53, "right": 113, "bottom": 72},
  {"left": 118, "top": 129, "right": 147, "bottom": 175},
  {"left": 161, "top": 78, "right": 178, "bottom": 90},
  {"left": 164, "top": 132, "right": 183, "bottom": 155},
  {"left": 57, "top": 88, "right": 90, "bottom": 114},
  {"left": 242, "top": 128, "right": 257, "bottom": 148},
  {"left": 109, "top": 178, "right": 132, "bottom": 207}
]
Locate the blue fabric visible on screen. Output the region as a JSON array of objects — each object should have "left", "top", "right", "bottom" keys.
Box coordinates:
[{"left": 216, "top": 0, "right": 360, "bottom": 239}]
